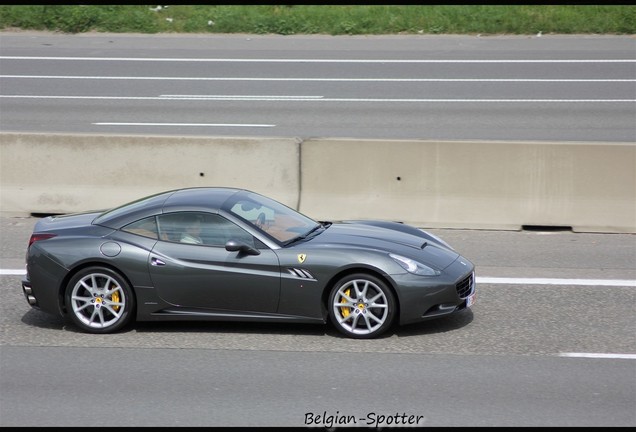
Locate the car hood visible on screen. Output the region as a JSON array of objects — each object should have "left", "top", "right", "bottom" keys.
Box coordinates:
[{"left": 309, "top": 222, "right": 460, "bottom": 270}]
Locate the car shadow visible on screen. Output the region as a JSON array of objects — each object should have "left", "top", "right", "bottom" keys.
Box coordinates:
[
  {"left": 393, "top": 308, "right": 474, "bottom": 338},
  {"left": 21, "top": 307, "right": 474, "bottom": 339},
  {"left": 20, "top": 309, "right": 66, "bottom": 330},
  {"left": 133, "top": 320, "right": 332, "bottom": 337}
]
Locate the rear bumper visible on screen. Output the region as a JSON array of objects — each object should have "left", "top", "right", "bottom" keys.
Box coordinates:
[
  {"left": 21, "top": 265, "right": 66, "bottom": 317},
  {"left": 21, "top": 277, "right": 39, "bottom": 308}
]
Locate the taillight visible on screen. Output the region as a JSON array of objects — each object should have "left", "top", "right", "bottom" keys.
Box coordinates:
[{"left": 28, "top": 233, "right": 56, "bottom": 248}]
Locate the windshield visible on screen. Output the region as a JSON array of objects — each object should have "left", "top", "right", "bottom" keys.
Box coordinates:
[{"left": 223, "top": 190, "right": 320, "bottom": 244}]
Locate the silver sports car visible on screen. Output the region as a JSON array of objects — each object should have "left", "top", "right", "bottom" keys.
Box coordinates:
[{"left": 21, "top": 187, "right": 476, "bottom": 339}]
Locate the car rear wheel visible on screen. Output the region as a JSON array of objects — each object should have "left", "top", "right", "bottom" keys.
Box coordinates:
[
  {"left": 328, "top": 273, "right": 396, "bottom": 339},
  {"left": 65, "top": 266, "right": 135, "bottom": 334}
]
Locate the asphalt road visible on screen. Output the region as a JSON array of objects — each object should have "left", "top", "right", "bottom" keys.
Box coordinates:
[
  {"left": 1, "top": 32, "right": 634, "bottom": 142},
  {"left": 0, "top": 32, "right": 634, "bottom": 427},
  {"left": 1, "top": 216, "right": 635, "bottom": 426}
]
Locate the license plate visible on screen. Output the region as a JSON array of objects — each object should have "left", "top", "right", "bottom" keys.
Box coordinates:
[{"left": 466, "top": 292, "right": 476, "bottom": 308}]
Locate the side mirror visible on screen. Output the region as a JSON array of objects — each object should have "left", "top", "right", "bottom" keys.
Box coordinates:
[{"left": 225, "top": 239, "right": 261, "bottom": 256}]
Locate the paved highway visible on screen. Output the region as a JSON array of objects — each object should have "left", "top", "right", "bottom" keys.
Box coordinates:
[
  {"left": 1, "top": 32, "right": 634, "bottom": 142},
  {"left": 1, "top": 216, "right": 634, "bottom": 426},
  {"left": 0, "top": 32, "right": 634, "bottom": 427}
]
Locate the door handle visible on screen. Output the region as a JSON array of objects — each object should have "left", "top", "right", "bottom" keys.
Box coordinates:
[{"left": 151, "top": 257, "right": 166, "bottom": 266}]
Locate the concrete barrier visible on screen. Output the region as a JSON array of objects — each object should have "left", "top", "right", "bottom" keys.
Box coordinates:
[
  {"left": 1, "top": 133, "right": 634, "bottom": 233},
  {"left": 299, "top": 138, "right": 636, "bottom": 233},
  {"left": 0, "top": 132, "right": 301, "bottom": 215}
]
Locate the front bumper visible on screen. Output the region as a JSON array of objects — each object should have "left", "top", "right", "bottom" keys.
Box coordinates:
[{"left": 393, "top": 257, "right": 476, "bottom": 325}]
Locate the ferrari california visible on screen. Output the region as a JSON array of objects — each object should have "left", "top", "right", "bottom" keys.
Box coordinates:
[{"left": 21, "top": 187, "right": 476, "bottom": 339}]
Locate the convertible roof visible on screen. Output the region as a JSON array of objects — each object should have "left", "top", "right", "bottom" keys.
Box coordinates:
[
  {"left": 163, "top": 187, "right": 241, "bottom": 211},
  {"left": 93, "top": 187, "right": 244, "bottom": 229}
]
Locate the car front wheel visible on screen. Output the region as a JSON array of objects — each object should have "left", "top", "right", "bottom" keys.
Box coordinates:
[
  {"left": 328, "top": 273, "right": 396, "bottom": 339},
  {"left": 65, "top": 266, "right": 135, "bottom": 334}
]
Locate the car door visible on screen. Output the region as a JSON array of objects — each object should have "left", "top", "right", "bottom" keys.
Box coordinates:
[{"left": 148, "top": 212, "right": 281, "bottom": 313}]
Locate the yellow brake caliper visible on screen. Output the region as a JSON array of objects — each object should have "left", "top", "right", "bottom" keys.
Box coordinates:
[
  {"left": 340, "top": 288, "right": 351, "bottom": 318},
  {"left": 111, "top": 291, "right": 120, "bottom": 311}
]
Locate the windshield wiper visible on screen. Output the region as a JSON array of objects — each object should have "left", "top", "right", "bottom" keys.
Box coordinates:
[{"left": 284, "top": 222, "right": 326, "bottom": 246}]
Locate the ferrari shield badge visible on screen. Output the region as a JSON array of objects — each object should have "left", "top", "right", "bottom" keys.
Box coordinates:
[{"left": 297, "top": 253, "right": 307, "bottom": 264}]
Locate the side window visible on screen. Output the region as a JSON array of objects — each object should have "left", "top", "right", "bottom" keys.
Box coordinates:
[
  {"left": 157, "top": 212, "right": 255, "bottom": 247},
  {"left": 122, "top": 216, "right": 158, "bottom": 239}
]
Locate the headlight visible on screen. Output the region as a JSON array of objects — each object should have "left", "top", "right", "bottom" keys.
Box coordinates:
[{"left": 390, "top": 254, "right": 440, "bottom": 276}]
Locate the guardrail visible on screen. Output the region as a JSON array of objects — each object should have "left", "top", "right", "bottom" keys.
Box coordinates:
[{"left": 1, "top": 133, "right": 634, "bottom": 233}]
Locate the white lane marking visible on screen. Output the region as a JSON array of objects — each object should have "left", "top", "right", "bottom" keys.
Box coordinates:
[
  {"left": 1, "top": 269, "right": 25, "bottom": 275},
  {"left": 93, "top": 122, "right": 275, "bottom": 127},
  {"left": 160, "top": 95, "right": 325, "bottom": 99},
  {"left": 2, "top": 75, "right": 635, "bottom": 82},
  {"left": 1, "top": 95, "right": 634, "bottom": 103},
  {"left": 477, "top": 277, "right": 636, "bottom": 287},
  {"left": 559, "top": 353, "right": 636, "bottom": 359},
  {"left": 2, "top": 56, "right": 635, "bottom": 63},
  {"left": 2, "top": 268, "right": 634, "bottom": 287}
]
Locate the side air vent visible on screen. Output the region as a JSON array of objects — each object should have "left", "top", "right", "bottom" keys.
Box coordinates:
[{"left": 287, "top": 268, "right": 315, "bottom": 279}]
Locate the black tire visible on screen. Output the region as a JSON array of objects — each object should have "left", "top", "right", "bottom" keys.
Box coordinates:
[
  {"left": 328, "top": 273, "right": 396, "bottom": 339},
  {"left": 65, "top": 266, "right": 135, "bottom": 334}
]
